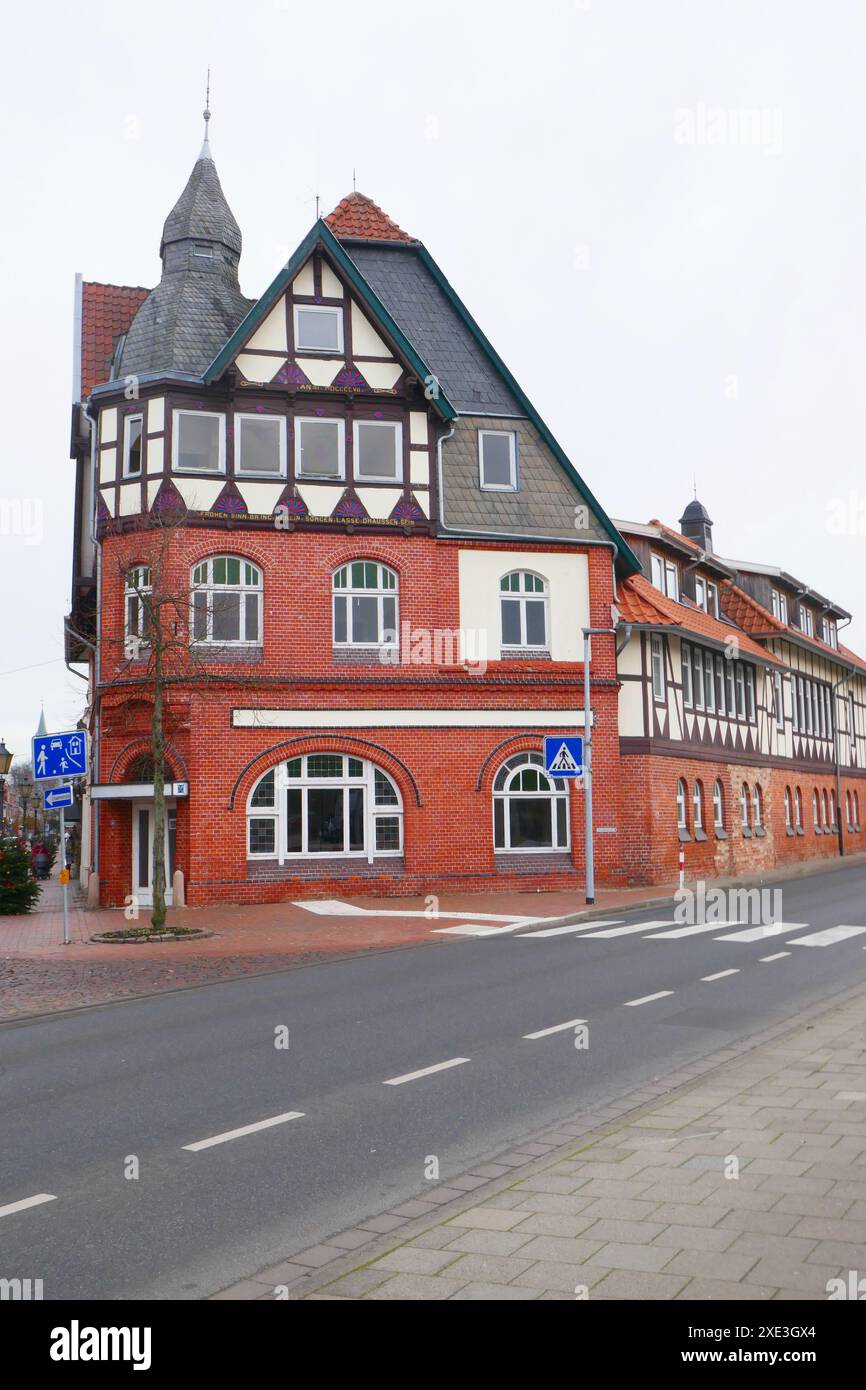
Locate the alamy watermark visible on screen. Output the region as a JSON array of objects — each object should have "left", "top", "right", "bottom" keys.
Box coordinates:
[
  {"left": 674, "top": 880, "right": 782, "bottom": 926},
  {"left": 675, "top": 104, "right": 784, "bottom": 156}
]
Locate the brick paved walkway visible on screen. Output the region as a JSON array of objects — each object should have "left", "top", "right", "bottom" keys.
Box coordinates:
[{"left": 212, "top": 982, "right": 866, "bottom": 1301}]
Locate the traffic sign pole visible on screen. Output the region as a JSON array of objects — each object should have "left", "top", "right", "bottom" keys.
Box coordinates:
[
  {"left": 582, "top": 627, "right": 616, "bottom": 907},
  {"left": 59, "top": 801, "right": 70, "bottom": 946}
]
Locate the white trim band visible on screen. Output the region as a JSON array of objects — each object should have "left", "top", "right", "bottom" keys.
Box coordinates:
[{"left": 233, "top": 708, "right": 592, "bottom": 730}]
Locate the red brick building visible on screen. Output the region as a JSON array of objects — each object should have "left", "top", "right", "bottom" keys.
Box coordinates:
[{"left": 66, "top": 123, "right": 866, "bottom": 907}]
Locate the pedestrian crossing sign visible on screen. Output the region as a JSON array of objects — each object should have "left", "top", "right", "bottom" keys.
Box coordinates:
[{"left": 545, "top": 736, "right": 584, "bottom": 778}]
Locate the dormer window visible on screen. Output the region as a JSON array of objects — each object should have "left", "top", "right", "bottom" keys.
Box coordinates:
[
  {"left": 799, "top": 606, "right": 814, "bottom": 638},
  {"left": 706, "top": 582, "right": 719, "bottom": 618},
  {"left": 479, "top": 430, "right": 518, "bottom": 491},
  {"left": 650, "top": 553, "right": 679, "bottom": 600},
  {"left": 771, "top": 588, "right": 788, "bottom": 625},
  {"left": 821, "top": 617, "right": 838, "bottom": 649},
  {"left": 123, "top": 414, "right": 143, "bottom": 477},
  {"left": 294, "top": 304, "right": 343, "bottom": 353}
]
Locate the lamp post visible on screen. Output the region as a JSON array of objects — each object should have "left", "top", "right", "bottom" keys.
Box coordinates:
[{"left": 0, "top": 738, "right": 13, "bottom": 835}]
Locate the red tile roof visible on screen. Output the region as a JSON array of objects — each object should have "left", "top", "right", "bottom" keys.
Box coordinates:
[
  {"left": 325, "top": 192, "right": 415, "bottom": 243},
  {"left": 80, "top": 281, "right": 149, "bottom": 398},
  {"left": 617, "top": 573, "right": 784, "bottom": 665},
  {"left": 720, "top": 582, "right": 866, "bottom": 672}
]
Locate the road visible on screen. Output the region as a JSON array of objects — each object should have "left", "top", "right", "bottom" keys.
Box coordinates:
[{"left": 1, "top": 862, "right": 865, "bottom": 1299}]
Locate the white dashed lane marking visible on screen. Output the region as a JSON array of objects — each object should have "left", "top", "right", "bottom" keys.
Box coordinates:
[
  {"left": 523, "top": 1017, "right": 587, "bottom": 1040},
  {"left": 760, "top": 952, "right": 791, "bottom": 962},
  {"left": 623, "top": 991, "right": 674, "bottom": 1008},
  {"left": 701, "top": 969, "right": 740, "bottom": 982},
  {"left": 383, "top": 1058, "right": 470, "bottom": 1086},
  {"left": 0, "top": 1193, "right": 57, "bottom": 1220},
  {"left": 182, "top": 1111, "right": 305, "bottom": 1152}
]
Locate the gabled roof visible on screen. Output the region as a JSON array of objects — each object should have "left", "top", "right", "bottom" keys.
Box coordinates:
[
  {"left": 80, "top": 282, "right": 149, "bottom": 398},
  {"left": 205, "top": 218, "right": 457, "bottom": 419},
  {"left": 616, "top": 517, "right": 735, "bottom": 576},
  {"left": 325, "top": 191, "right": 417, "bottom": 244},
  {"left": 617, "top": 573, "right": 784, "bottom": 665}
]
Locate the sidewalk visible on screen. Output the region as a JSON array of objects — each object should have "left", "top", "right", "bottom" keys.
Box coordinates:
[{"left": 214, "top": 981, "right": 866, "bottom": 1301}]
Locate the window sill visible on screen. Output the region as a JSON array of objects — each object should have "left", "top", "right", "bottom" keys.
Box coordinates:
[
  {"left": 742, "top": 827, "right": 752, "bottom": 838},
  {"left": 786, "top": 827, "right": 795, "bottom": 837},
  {"left": 678, "top": 829, "right": 691, "bottom": 843},
  {"left": 715, "top": 828, "right": 728, "bottom": 840},
  {"left": 694, "top": 829, "right": 708, "bottom": 842},
  {"left": 754, "top": 826, "right": 767, "bottom": 838},
  {"left": 796, "top": 827, "right": 805, "bottom": 837}
]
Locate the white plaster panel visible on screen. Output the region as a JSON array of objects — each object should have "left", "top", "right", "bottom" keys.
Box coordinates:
[
  {"left": 292, "top": 261, "right": 315, "bottom": 296},
  {"left": 100, "top": 408, "right": 117, "bottom": 445},
  {"left": 172, "top": 478, "right": 225, "bottom": 512},
  {"left": 321, "top": 263, "right": 343, "bottom": 299},
  {"left": 146, "top": 436, "right": 164, "bottom": 473},
  {"left": 351, "top": 301, "right": 391, "bottom": 358},
  {"left": 361, "top": 361, "right": 403, "bottom": 390},
  {"left": 147, "top": 397, "right": 165, "bottom": 433},
  {"left": 236, "top": 353, "right": 286, "bottom": 383},
  {"left": 236, "top": 482, "right": 286, "bottom": 516},
  {"left": 118, "top": 482, "right": 142, "bottom": 517},
  {"left": 296, "top": 483, "right": 342, "bottom": 516},
  {"left": 295, "top": 357, "right": 346, "bottom": 386},
  {"left": 99, "top": 447, "right": 117, "bottom": 484},
  {"left": 246, "top": 299, "right": 288, "bottom": 352},
  {"left": 409, "top": 453, "right": 430, "bottom": 487},
  {"left": 458, "top": 549, "right": 589, "bottom": 662},
  {"left": 355, "top": 487, "right": 403, "bottom": 520},
  {"left": 409, "top": 411, "right": 429, "bottom": 445}
]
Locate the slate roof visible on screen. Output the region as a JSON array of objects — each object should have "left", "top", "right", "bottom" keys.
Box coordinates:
[
  {"left": 116, "top": 147, "right": 253, "bottom": 382},
  {"left": 326, "top": 192, "right": 416, "bottom": 244},
  {"left": 80, "top": 282, "right": 149, "bottom": 397},
  {"left": 160, "top": 150, "right": 242, "bottom": 257},
  {"left": 345, "top": 243, "right": 524, "bottom": 416}
]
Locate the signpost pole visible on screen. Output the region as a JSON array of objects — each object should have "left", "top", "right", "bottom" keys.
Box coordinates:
[
  {"left": 59, "top": 800, "right": 70, "bottom": 946},
  {"left": 583, "top": 631, "right": 595, "bottom": 905}
]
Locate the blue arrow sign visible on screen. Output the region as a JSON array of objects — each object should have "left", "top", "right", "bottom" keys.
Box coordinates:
[
  {"left": 33, "top": 730, "right": 88, "bottom": 782},
  {"left": 544, "top": 735, "right": 584, "bottom": 778},
  {"left": 44, "top": 785, "right": 74, "bottom": 810}
]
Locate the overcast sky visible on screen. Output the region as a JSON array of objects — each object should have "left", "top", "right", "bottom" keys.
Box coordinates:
[{"left": 1, "top": 0, "right": 864, "bottom": 766}]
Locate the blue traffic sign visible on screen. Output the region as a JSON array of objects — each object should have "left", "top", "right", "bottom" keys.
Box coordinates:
[
  {"left": 33, "top": 730, "right": 87, "bottom": 782},
  {"left": 544, "top": 735, "right": 584, "bottom": 778},
  {"left": 43, "top": 784, "right": 74, "bottom": 809}
]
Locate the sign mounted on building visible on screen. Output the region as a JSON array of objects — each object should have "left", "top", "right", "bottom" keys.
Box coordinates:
[
  {"left": 544, "top": 736, "right": 584, "bottom": 778},
  {"left": 33, "top": 731, "right": 87, "bottom": 782}
]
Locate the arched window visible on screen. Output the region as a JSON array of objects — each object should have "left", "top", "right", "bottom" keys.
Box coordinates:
[
  {"left": 124, "top": 566, "right": 152, "bottom": 652},
  {"left": 693, "top": 781, "right": 704, "bottom": 833},
  {"left": 192, "top": 556, "right": 262, "bottom": 646},
  {"left": 740, "top": 782, "right": 751, "bottom": 831},
  {"left": 333, "top": 561, "right": 397, "bottom": 648},
  {"left": 812, "top": 789, "right": 821, "bottom": 830},
  {"left": 676, "top": 779, "right": 688, "bottom": 831},
  {"left": 829, "top": 789, "right": 836, "bottom": 830},
  {"left": 247, "top": 755, "right": 402, "bottom": 860},
  {"left": 795, "top": 786, "right": 803, "bottom": 830},
  {"left": 784, "top": 786, "right": 793, "bottom": 830},
  {"left": 821, "top": 789, "right": 829, "bottom": 829},
  {"left": 754, "top": 784, "right": 764, "bottom": 830},
  {"left": 846, "top": 790, "right": 853, "bottom": 829},
  {"left": 855, "top": 791, "right": 861, "bottom": 828},
  {"left": 493, "top": 752, "right": 569, "bottom": 852},
  {"left": 712, "top": 779, "right": 725, "bottom": 831},
  {"left": 500, "top": 571, "right": 548, "bottom": 651}
]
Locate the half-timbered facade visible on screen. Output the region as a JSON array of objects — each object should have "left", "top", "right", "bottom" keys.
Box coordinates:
[
  {"left": 613, "top": 502, "right": 866, "bottom": 884},
  {"left": 67, "top": 126, "right": 638, "bottom": 907}
]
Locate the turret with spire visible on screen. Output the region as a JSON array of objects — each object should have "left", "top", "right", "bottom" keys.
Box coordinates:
[{"left": 117, "top": 84, "right": 252, "bottom": 380}]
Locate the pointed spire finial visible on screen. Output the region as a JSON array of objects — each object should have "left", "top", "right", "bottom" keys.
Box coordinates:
[
  {"left": 199, "top": 67, "right": 213, "bottom": 161},
  {"left": 353, "top": 168, "right": 357, "bottom": 193}
]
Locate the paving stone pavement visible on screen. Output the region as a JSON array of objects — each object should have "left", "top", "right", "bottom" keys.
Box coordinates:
[{"left": 212, "top": 981, "right": 866, "bottom": 1301}]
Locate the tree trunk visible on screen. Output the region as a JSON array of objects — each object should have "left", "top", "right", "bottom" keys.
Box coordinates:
[{"left": 151, "top": 642, "right": 167, "bottom": 929}]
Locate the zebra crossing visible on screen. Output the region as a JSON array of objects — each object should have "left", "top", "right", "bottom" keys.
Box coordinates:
[{"left": 512, "top": 917, "right": 866, "bottom": 949}]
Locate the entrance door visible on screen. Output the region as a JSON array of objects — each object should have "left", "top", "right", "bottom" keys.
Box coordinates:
[{"left": 131, "top": 802, "right": 176, "bottom": 907}]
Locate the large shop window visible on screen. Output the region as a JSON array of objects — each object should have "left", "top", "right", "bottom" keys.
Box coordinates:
[
  {"left": 191, "top": 556, "right": 262, "bottom": 646},
  {"left": 493, "top": 752, "right": 569, "bottom": 853},
  {"left": 500, "top": 571, "right": 548, "bottom": 651},
  {"left": 333, "top": 561, "right": 398, "bottom": 647},
  {"left": 246, "top": 755, "right": 403, "bottom": 860}
]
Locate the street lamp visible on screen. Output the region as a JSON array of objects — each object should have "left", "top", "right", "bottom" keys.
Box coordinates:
[{"left": 0, "top": 738, "right": 13, "bottom": 834}]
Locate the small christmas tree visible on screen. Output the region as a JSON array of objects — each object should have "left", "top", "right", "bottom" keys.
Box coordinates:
[{"left": 0, "top": 834, "right": 41, "bottom": 914}]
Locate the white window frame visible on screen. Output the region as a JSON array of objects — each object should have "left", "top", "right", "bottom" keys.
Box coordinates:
[
  {"left": 713, "top": 779, "right": 725, "bottom": 831},
  {"left": 754, "top": 784, "right": 764, "bottom": 829},
  {"left": 172, "top": 409, "right": 226, "bottom": 474},
  {"left": 353, "top": 419, "right": 403, "bottom": 483},
  {"left": 332, "top": 561, "right": 399, "bottom": 648},
  {"left": 774, "top": 671, "right": 784, "bottom": 729},
  {"left": 190, "top": 556, "right": 263, "bottom": 648},
  {"left": 693, "top": 781, "right": 704, "bottom": 832},
  {"left": 681, "top": 642, "right": 693, "bottom": 707},
  {"left": 706, "top": 582, "right": 719, "bottom": 618},
  {"left": 664, "top": 561, "right": 679, "bottom": 602},
  {"left": 651, "top": 634, "right": 666, "bottom": 703},
  {"left": 492, "top": 752, "right": 570, "bottom": 855},
  {"left": 478, "top": 429, "right": 518, "bottom": 492},
  {"left": 740, "top": 782, "right": 750, "bottom": 831},
  {"left": 500, "top": 571, "right": 549, "bottom": 652},
  {"left": 704, "top": 650, "right": 716, "bottom": 713},
  {"left": 651, "top": 554, "right": 665, "bottom": 592},
  {"left": 122, "top": 413, "right": 144, "bottom": 478},
  {"left": 295, "top": 416, "right": 346, "bottom": 480},
  {"left": 677, "top": 779, "right": 688, "bottom": 831},
  {"left": 124, "top": 566, "right": 152, "bottom": 656},
  {"left": 800, "top": 606, "right": 814, "bottom": 637},
  {"left": 234, "top": 413, "right": 287, "bottom": 478},
  {"left": 695, "top": 576, "right": 706, "bottom": 611},
  {"left": 246, "top": 755, "right": 403, "bottom": 862},
  {"left": 293, "top": 303, "right": 344, "bottom": 354},
  {"left": 715, "top": 654, "right": 726, "bottom": 715}
]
